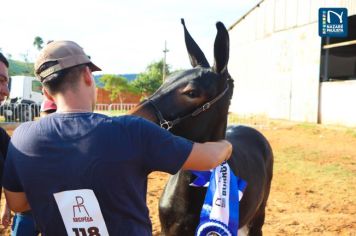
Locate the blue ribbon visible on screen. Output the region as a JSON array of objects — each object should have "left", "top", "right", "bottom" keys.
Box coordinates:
[
  {"left": 191, "top": 162, "right": 247, "bottom": 236},
  {"left": 190, "top": 170, "right": 212, "bottom": 187}
]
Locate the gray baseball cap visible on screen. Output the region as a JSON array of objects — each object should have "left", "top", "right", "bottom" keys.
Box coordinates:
[{"left": 34, "top": 40, "right": 101, "bottom": 81}]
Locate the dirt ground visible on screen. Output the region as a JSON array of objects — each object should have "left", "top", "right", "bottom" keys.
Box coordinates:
[
  {"left": 147, "top": 119, "right": 356, "bottom": 236},
  {"left": 1, "top": 119, "right": 355, "bottom": 235}
]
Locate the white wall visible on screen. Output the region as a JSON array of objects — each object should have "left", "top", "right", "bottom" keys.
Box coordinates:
[
  {"left": 229, "top": 0, "right": 320, "bottom": 122},
  {"left": 229, "top": 0, "right": 356, "bottom": 125}
]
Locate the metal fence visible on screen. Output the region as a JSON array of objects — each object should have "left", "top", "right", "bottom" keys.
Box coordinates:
[
  {"left": 95, "top": 103, "right": 137, "bottom": 112},
  {"left": 0, "top": 103, "right": 138, "bottom": 124},
  {"left": 0, "top": 103, "right": 41, "bottom": 123},
  {"left": 95, "top": 104, "right": 110, "bottom": 112}
]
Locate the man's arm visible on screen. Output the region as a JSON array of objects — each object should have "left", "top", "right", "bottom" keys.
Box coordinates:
[
  {"left": 182, "top": 140, "right": 232, "bottom": 171},
  {"left": 3, "top": 189, "right": 31, "bottom": 213}
]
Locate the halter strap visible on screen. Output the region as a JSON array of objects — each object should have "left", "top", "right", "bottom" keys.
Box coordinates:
[{"left": 146, "top": 84, "right": 229, "bottom": 130}]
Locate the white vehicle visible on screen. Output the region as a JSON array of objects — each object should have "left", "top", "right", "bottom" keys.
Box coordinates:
[
  {"left": 1, "top": 76, "right": 43, "bottom": 122},
  {"left": 9, "top": 76, "right": 43, "bottom": 104}
]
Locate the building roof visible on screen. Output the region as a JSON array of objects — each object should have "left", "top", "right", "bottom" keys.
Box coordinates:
[{"left": 228, "top": 0, "right": 265, "bottom": 31}]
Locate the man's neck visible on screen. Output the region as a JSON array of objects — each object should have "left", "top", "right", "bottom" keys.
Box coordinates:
[
  {"left": 54, "top": 92, "right": 93, "bottom": 113},
  {"left": 56, "top": 108, "right": 92, "bottom": 113}
]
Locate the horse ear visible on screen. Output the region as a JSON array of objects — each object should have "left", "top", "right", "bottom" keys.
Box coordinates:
[
  {"left": 181, "top": 19, "right": 210, "bottom": 68},
  {"left": 213, "top": 22, "right": 230, "bottom": 74}
]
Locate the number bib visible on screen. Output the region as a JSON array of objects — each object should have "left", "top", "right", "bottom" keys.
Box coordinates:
[{"left": 54, "top": 189, "right": 109, "bottom": 236}]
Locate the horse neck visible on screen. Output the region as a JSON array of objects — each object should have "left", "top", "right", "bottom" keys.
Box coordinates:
[
  {"left": 210, "top": 115, "right": 228, "bottom": 140},
  {"left": 205, "top": 96, "right": 230, "bottom": 141},
  {"left": 210, "top": 79, "right": 233, "bottom": 140},
  {"left": 180, "top": 104, "right": 229, "bottom": 178}
]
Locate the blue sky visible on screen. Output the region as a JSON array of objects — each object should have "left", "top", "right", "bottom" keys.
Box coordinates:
[{"left": 0, "top": 0, "right": 259, "bottom": 74}]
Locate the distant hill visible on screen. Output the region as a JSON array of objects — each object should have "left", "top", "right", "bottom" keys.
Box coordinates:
[
  {"left": 8, "top": 59, "right": 34, "bottom": 76},
  {"left": 94, "top": 74, "right": 138, "bottom": 88},
  {"left": 6, "top": 58, "right": 138, "bottom": 85},
  {"left": 6, "top": 60, "right": 138, "bottom": 85}
]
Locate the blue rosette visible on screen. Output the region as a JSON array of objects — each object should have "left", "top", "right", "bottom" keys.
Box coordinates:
[
  {"left": 196, "top": 220, "right": 233, "bottom": 236},
  {"left": 192, "top": 162, "right": 247, "bottom": 236}
]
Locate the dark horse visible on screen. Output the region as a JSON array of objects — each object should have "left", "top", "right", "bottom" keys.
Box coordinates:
[{"left": 130, "top": 19, "right": 273, "bottom": 236}]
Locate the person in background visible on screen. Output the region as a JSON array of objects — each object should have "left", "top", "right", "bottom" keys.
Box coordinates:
[
  {"left": 40, "top": 99, "right": 57, "bottom": 117},
  {"left": 0, "top": 52, "right": 11, "bottom": 228},
  {"left": 2, "top": 41, "right": 232, "bottom": 236},
  {"left": 5, "top": 206, "right": 39, "bottom": 236}
]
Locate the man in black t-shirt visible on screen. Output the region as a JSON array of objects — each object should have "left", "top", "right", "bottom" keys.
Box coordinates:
[
  {"left": 2, "top": 41, "right": 232, "bottom": 236},
  {"left": 0, "top": 52, "right": 11, "bottom": 201},
  {"left": 0, "top": 52, "right": 10, "bottom": 177}
]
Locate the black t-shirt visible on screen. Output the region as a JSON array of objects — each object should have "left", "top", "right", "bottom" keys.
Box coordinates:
[
  {"left": 0, "top": 126, "right": 10, "bottom": 187},
  {"left": 3, "top": 114, "right": 193, "bottom": 236}
]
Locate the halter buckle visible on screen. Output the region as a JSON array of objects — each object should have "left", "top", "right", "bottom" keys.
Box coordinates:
[
  {"left": 160, "top": 120, "right": 173, "bottom": 130},
  {"left": 202, "top": 103, "right": 211, "bottom": 111}
]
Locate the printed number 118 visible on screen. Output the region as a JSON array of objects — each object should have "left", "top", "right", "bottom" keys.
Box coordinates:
[{"left": 72, "top": 227, "right": 100, "bottom": 236}]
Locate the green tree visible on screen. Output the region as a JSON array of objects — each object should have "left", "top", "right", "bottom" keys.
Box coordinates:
[
  {"left": 131, "top": 60, "right": 170, "bottom": 97},
  {"left": 99, "top": 74, "right": 137, "bottom": 103},
  {"left": 8, "top": 59, "right": 34, "bottom": 76},
  {"left": 33, "top": 36, "right": 44, "bottom": 50}
]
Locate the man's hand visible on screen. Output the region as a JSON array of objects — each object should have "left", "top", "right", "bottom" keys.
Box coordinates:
[{"left": 1, "top": 203, "right": 12, "bottom": 228}]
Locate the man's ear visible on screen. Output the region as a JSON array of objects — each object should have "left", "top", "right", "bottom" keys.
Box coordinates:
[
  {"left": 43, "top": 88, "right": 54, "bottom": 102},
  {"left": 83, "top": 67, "right": 93, "bottom": 86}
]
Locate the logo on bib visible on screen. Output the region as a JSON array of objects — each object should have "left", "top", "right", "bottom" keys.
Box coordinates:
[
  {"left": 72, "top": 196, "right": 94, "bottom": 223},
  {"left": 54, "top": 189, "right": 109, "bottom": 236}
]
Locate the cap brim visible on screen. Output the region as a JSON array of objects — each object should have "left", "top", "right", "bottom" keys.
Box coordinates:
[{"left": 89, "top": 62, "right": 101, "bottom": 72}]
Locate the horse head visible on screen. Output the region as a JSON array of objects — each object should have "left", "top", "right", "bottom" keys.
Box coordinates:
[
  {"left": 130, "top": 20, "right": 274, "bottom": 236},
  {"left": 131, "top": 19, "right": 234, "bottom": 142}
]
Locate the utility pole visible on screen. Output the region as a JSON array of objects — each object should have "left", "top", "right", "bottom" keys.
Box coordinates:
[{"left": 162, "top": 40, "right": 169, "bottom": 81}]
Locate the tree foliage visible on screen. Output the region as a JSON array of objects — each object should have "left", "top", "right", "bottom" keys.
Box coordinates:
[
  {"left": 33, "top": 36, "right": 44, "bottom": 51},
  {"left": 8, "top": 59, "right": 34, "bottom": 76},
  {"left": 99, "top": 74, "right": 137, "bottom": 103},
  {"left": 131, "top": 60, "right": 170, "bottom": 97}
]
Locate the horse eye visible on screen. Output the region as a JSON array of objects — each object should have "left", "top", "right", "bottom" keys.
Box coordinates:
[{"left": 184, "top": 90, "right": 199, "bottom": 98}]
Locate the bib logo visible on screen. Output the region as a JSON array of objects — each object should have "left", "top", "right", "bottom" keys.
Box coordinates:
[
  {"left": 319, "top": 8, "right": 348, "bottom": 37},
  {"left": 72, "top": 196, "right": 94, "bottom": 223}
]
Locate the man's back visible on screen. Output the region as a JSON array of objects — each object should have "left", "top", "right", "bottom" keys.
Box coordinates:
[{"left": 3, "top": 113, "right": 193, "bottom": 236}]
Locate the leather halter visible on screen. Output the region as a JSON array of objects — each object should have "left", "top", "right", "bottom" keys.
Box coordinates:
[{"left": 146, "top": 84, "right": 229, "bottom": 130}]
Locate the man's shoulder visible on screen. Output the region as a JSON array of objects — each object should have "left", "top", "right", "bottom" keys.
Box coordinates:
[
  {"left": 11, "top": 121, "right": 38, "bottom": 141},
  {"left": 111, "top": 115, "right": 143, "bottom": 122},
  {"left": 100, "top": 116, "right": 161, "bottom": 146},
  {"left": 13, "top": 121, "right": 36, "bottom": 133},
  {"left": 112, "top": 115, "right": 160, "bottom": 132}
]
